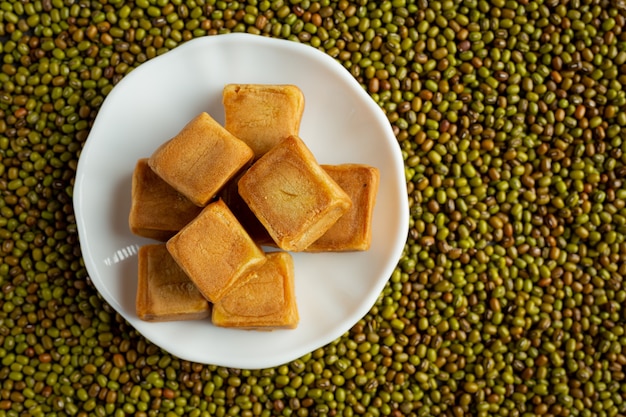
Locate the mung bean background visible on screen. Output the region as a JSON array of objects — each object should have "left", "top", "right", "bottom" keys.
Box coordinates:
[{"left": 1, "top": 0, "right": 626, "bottom": 416}]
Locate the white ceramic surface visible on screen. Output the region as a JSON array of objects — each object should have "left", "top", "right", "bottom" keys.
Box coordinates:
[{"left": 73, "top": 33, "right": 409, "bottom": 369}]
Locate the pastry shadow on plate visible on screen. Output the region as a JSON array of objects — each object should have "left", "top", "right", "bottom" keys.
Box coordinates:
[
  {"left": 111, "top": 172, "right": 134, "bottom": 238},
  {"left": 116, "top": 251, "right": 140, "bottom": 316},
  {"left": 103, "top": 172, "right": 142, "bottom": 315}
]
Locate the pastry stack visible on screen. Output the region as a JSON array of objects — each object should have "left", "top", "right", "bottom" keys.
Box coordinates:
[{"left": 128, "top": 84, "right": 379, "bottom": 330}]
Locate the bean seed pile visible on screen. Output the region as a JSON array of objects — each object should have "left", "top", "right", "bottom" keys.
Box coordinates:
[{"left": 1, "top": 0, "right": 626, "bottom": 416}]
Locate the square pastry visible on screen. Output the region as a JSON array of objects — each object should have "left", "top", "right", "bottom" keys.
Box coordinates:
[
  {"left": 212, "top": 251, "right": 299, "bottom": 329},
  {"left": 306, "top": 164, "right": 379, "bottom": 252},
  {"left": 136, "top": 244, "right": 211, "bottom": 322},
  {"left": 129, "top": 158, "right": 202, "bottom": 241},
  {"left": 238, "top": 135, "right": 352, "bottom": 252},
  {"left": 166, "top": 199, "right": 266, "bottom": 303},
  {"left": 223, "top": 84, "right": 305, "bottom": 158},
  {"left": 148, "top": 112, "right": 254, "bottom": 206}
]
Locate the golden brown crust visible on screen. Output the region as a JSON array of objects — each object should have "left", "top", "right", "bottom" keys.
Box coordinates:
[
  {"left": 129, "top": 159, "right": 203, "bottom": 241},
  {"left": 238, "top": 135, "right": 352, "bottom": 252},
  {"left": 136, "top": 244, "right": 211, "bottom": 322},
  {"left": 166, "top": 199, "right": 266, "bottom": 303},
  {"left": 212, "top": 251, "right": 299, "bottom": 329},
  {"left": 223, "top": 84, "right": 305, "bottom": 158},
  {"left": 148, "top": 112, "right": 254, "bottom": 206},
  {"left": 305, "top": 164, "right": 380, "bottom": 252}
]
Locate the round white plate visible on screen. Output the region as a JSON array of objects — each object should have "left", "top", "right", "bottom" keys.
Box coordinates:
[{"left": 74, "top": 33, "right": 409, "bottom": 369}]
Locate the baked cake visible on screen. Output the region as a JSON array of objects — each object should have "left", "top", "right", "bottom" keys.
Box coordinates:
[
  {"left": 223, "top": 84, "right": 305, "bottom": 158},
  {"left": 166, "top": 199, "right": 266, "bottom": 302},
  {"left": 136, "top": 244, "right": 211, "bottom": 322},
  {"left": 148, "top": 112, "right": 254, "bottom": 206},
  {"left": 212, "top": 251, "right": 299, "bottom": 329},
  {"left": 238, "top": 135, "right": 352, "bottom": 251}
]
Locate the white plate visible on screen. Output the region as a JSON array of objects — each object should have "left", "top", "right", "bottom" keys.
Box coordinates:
[{"left": 73, "top": 34, "right": 409, "bottom": 369}]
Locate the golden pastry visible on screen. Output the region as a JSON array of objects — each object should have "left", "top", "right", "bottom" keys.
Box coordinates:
[
  {"left": 212, "top": 251, "right": 299, "bottom": 329},
  {"left": 166, "top": 199, "right": 266, "bottom": 303},
  {"left": 148, "top": 112, "right": 254, "bottom": 206},
  {"left": 306, "top": 164, "right": 380, "bottom": 251},
  {"left": 136, "top": 243, "right": 211, "bottom": 322},
  {"left": 129, "top": 158, "right": 202, "bottom": 241},
  {"left": 223, "top": 84, "right": 305, "bottom": 158},
  {"left": 238, "top": 135, "right": 352, "bottom": 252}
]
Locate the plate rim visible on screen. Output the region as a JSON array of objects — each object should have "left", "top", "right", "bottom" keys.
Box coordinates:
[{"left": 73, "top": 33, "right": 409, "bottom": 369}]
